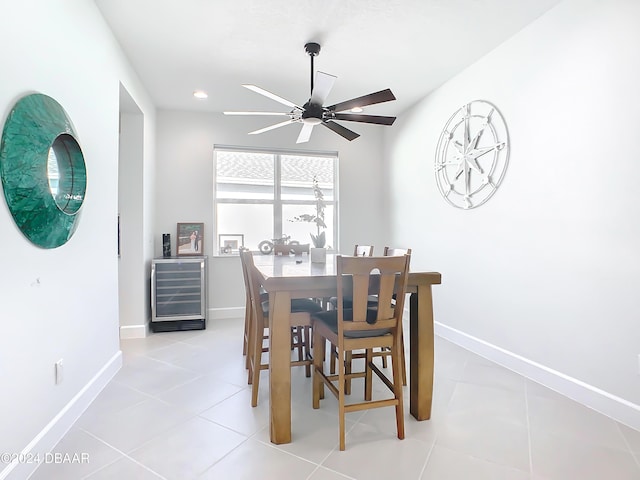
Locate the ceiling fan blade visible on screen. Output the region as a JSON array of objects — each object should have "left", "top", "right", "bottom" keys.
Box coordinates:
[
  {"left": 326, "top": 88, "right": 396, "bottom": 113},
  {"left": 310, "top": 71, "right": 337, "bottom": 105},
  {"left": 322, "top": 120, "right": 360, "bottom": 141},
  {"left": 248, "top": 119, "right": 296, "bottom": 135},
  {"left": 332, "top": 113, "right": 396, "bottom": 125},
  {"left": 242, "top": 84, "right": 302, "bottom": 110},
  {"left": 223, "top": 111, "right": 291, "bottom": 116},
  {"left": 296, "top": 123, "right": 315, "bottom": 144}
]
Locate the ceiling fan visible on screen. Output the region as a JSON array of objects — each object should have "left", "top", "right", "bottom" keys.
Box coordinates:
[{"left": 223, "top": 42, "right": 397, "bottom": 143}]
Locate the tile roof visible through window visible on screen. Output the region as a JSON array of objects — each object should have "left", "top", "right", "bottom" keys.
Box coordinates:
[{"left": 216, "top": 151, "right": 334, "bottom": 187}]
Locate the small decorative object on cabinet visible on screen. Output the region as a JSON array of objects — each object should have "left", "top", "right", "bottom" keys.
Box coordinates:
[
  {"left": 177, "top": 222, "right": 204, "bottom": 256},
  {"left": 218, "top": 233, "right": 244, "bottom": 255},
  {"left": 162, "top": 233, "right": 171, "bottom": 257},
  {"left": 151, "top": 256, "right": 207, "bottom": 332}
]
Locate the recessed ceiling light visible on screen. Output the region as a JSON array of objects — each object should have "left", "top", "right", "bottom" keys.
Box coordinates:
[
  {"left": 193, "top": 90, "right": 208, "bottom": 99},
  {"left": 350, "top": 107, "right": 363, "bottom": 113}
]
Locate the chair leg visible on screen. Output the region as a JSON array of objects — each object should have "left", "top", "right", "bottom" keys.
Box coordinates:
[
  {"left": 312, "top": 329, "right": 325, "bottom": 408},
  {"left": 250, "top": 362, "right": 260, "bottom": 407},
  {"left": 245, "top": 308, "right": 253, "bottom": 370},
  {"left": 400, "top": 330, "right": 407, "bottom": 386},
  {"left": 329, "top": 342, "right": 336, "bottom": 374},
  {"left": 381, "top": 333, "right": 407, "bottom": 386},
  {"left": 338, "top": 346, "right": 346, "bottom": 451},
  {"left": 294, "top": 326, "right": 304, "bottom": 362},
  {"left": 344, "top": 351, "right": 353, "bottom": 395},
  {"left": 246, "top": 311, "right": 255, "bottom": 384},
  {"left": 381, "top": 347, "right": 388, "bottom": 368},
  {"left": 391, "top": 336, "right": 405, "bottom": 440},
  {"left": 364, "top": 348, "right": 373, "bottom": 401},
  {"left": 250, "top": 321, "right": 264, "bottom": 408},
  {"left": 304, "top": 325, "right": 312, "bottom": 378},
  {"left": 242, "top": 309, "right": 248, "bottom": 356}
]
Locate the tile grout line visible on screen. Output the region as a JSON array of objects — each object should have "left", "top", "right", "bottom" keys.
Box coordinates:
[
  {"left": 78, "top": 428, "right": 167, "bottom": 480},
  {"left": 426, "top": 359, "right": 460, "bottom": 476},
  {"left": 251, "top": 435, "right": 323, "bottom": 472},
  {"left": 79, "top": 400, "right": 206, "bottom": 475},
  {"left": 194, "top": 436, "right": 254, "bottom": 478},
  {"left": 524, "top": 380, "right": 534, "bottom": 477},
  {"left": 614, "top": 421, "right": 640, "bottom": 472},
  {"left": 416, "top": 356, "right": 461, "bottom": 480},
  {"left": 306, "top": 464, "right": 357, "bottom": 480},
  {"left": 417, "top": 440, "right": 436, "bottom": 479},
  {"left": 117, "top": 352, "right": 213, "bottom": 398},
  {"left": 247, "top": 398, "right": 357, "bottom": 478},
  {"left": 83, "top": 400, "right": 256, "bottom": 478}
]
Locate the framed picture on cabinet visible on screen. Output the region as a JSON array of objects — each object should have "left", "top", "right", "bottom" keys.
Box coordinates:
[
  {"left": 219, "top": 234, "right": 244, "bottom": 255},
  {"left": 177, "top": 222, "right": 204, "bottom": 256}
]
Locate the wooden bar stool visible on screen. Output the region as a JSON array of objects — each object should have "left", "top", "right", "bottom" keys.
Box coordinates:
[
  {"left": 240, "top": 249, "right": 322, "bottom": 407},
  {"left": 312, "top": 254, "right": 411, "bottom": 450}
]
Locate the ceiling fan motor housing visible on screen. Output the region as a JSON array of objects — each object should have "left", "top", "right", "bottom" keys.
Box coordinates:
[{"left": 302, "top": 102, "right": 324, "bottom": 124}]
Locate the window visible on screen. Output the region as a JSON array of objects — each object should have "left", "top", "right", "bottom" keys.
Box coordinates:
[{"left": 214, "top": 146, "right": 338, "bottom": 254}]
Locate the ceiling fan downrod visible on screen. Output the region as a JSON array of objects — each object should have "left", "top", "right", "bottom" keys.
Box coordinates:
[{"left": 304, "top": 42, "right": 321, "bottom": 98}]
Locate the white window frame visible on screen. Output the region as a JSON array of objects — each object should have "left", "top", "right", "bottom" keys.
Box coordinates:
[{"left": 213, "top": 145, "right": 339, "bottom": 254}]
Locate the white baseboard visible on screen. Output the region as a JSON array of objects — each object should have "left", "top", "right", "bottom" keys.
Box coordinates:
[
  {"left": 208, "top": 307, "right": 244, "bottom": 320},
  {"left": 435, "top": 322, "right": 640, "bottom": 431},
  {"left": 119, "top": 324, "right": 149, "bottom": 339},
  {"left": 0, "top": 352, "right": 122, "bottom": 480}
]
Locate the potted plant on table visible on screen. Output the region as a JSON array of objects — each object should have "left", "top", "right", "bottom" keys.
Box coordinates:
[{"left": 291, "top": 175, "right": 327, "bottom": 263}]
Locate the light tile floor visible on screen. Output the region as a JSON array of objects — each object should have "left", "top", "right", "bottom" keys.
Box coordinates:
[{"left": 31, "top": 317, "right": 640, "bottom": 479}]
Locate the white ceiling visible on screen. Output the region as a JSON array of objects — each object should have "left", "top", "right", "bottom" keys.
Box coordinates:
[{"left": 96, "top": 0, "right": 562, "bottom": 117}]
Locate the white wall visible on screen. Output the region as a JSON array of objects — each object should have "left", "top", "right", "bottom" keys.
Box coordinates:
[
  {"left": 118, "top": 107, "right": 147, "bottom": 335},
  {"left": 155, "top": 111, "right": 389, "bottom": 314},
  {"left": 0, "top": 1, "right": 155, "bottom": 478},
  {"left": 386, "top": 0, "right": 640, "bottom": 426}
]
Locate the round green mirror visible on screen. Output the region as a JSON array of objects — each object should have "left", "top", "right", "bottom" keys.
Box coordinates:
[
  {"left": 0, "top": 93, "right": 87, "bottom": 248},
  {"left": 48, "top": 133, "right": 86, "bottom": 215}
]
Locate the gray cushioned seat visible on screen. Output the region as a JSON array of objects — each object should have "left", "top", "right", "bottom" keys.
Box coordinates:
[{"left": 261, "top": 297, "right": 323, "bottom": 315}]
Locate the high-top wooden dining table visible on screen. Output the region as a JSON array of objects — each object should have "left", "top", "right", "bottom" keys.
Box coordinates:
[{"left": 253, "top": 253, "right": 442, "bottom": 444}]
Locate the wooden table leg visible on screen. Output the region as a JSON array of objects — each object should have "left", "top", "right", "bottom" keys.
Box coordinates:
[
  {"left": 269, "top": 291, "right": 292, "bottom": 444},
  {"left": 409, "top": 284, "right": 434, "bottom": 420}
]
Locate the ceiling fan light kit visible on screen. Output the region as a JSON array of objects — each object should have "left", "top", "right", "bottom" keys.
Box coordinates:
[{"left": 224, "top": 42, "right": 397, "bottom": 143}]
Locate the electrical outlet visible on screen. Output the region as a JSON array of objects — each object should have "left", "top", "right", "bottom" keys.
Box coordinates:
[{"left": 55, "top": 359, "right": 64, "bottom": 384}]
